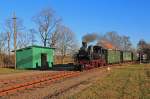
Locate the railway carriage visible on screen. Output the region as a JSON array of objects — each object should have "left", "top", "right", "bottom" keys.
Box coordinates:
[
  {"left": 122, "top": 51, "right": 133, "bottom": 62},
  {"left": 106, "top": 50, "right": 121, "bottom": 64}
]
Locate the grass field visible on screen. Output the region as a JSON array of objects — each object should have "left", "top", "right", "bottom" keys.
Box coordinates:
[
  {"left": 0, "top": 68, "right": 28, "bottom": 75},
  {"left": 69, "top": 64, "right": 150, "bottom": 99}
]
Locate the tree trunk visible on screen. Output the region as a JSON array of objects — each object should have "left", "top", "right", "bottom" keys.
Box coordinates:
[{"left": 44, "top": 39, "right": 47, "bottom": 47}]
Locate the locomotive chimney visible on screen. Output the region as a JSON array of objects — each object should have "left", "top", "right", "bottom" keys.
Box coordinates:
[
  {"left": 82, "top": 41, "right": 87, "bottom": 48},
  {"left": 80, "top": 41, "right": 87, "bottom": 51}
]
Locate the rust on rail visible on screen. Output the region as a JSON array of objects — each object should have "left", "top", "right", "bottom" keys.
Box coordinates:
[{"left": 0, "top": 71, "right": 80, "bottom": 97}]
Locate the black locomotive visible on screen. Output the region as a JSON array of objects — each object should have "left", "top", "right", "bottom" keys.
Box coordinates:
[{"left": 74, "top": 42, "right": 106, "bottom": 71}]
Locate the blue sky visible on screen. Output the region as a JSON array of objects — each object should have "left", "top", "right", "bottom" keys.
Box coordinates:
[{"left": 0, "top": 0, "right": 150, "bottom": 47}]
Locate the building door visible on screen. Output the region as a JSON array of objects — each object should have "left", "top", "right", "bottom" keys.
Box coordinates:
[
  {"left": 41, "top": 53, "right": 47, "bottom": 69},
  {"left": 120, "top": 51, "right": 123, "bottom": 63}
]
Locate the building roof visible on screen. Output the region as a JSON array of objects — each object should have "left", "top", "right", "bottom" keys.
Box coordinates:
[{"left": 12, "top": 45, "right": 55, "bottom": 52}]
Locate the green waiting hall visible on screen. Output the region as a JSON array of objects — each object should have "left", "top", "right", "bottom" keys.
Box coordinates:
[{"left": 15, "top": 45, "right": 55, "bottom": 70}]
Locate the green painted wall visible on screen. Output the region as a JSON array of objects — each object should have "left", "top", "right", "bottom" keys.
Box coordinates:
[
  {"left": 16, "top": 46, "right": 54, "bottom": 69},
  {"left": 132, "top": 53, "right": 137, "bottom": 61},
  {"left": 16, "top": 48, "right": 33, "bottom": 69},
  {"left": 32, "top": 47, "right": 54, "bottom": 68},
  {"left": 107, "top": 50, "right": 121, "bottom": 64},
  {"left": 123, "top": 51, "right": 132, "bottom": 61}
]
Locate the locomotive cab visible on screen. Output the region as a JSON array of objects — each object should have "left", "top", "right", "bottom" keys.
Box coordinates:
[{"left": 93, "top": 46, "right": 106, "bottom": 59}]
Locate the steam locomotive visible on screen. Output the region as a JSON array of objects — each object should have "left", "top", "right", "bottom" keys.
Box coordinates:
[
  {"left": 75, "top": 42, "right": 135, "bottom": 71},
  {"left": 74, "top": 42, "right": 107, "bottom": 71}
]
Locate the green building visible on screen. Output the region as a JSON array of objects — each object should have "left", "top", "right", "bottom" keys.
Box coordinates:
[{"left": 16, "top": 45, "right": 55, "bottom": 69}]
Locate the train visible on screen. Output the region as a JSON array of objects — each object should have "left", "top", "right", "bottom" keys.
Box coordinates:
[{"left": 74, "top": 42, "right": 136, "bottom": 71}]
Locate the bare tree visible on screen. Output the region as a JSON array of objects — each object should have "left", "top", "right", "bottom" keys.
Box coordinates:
[
  {"left": 29, "top": 29, "right": 37, "bottom": 46},
  {"left": 4, "top": 19, "right": 13, "bottom": 57},
  {"left": 33, "top": 8, "right": 61, "bottom": 47},
  {"left": 49, "top": 24, "right": 62, "bottom": 48},
  {"left": 0, "top": 32, "right": 7, "bottom": 66},
  {"left": 17, "top": 32, "right": 30, "bottom": 48},
  {"left": 49, "top": 31, "right": 59, "bottom": 47},
  {"left": 0, "top": 33, "right": 7, "bottom": 53},
  {"left": 56, "top": 25, "right": 77, "bottom": 64},
  {"left": 137, "top": 39, "right": 147, "bottom": 49},
  {"left": 4, "top": 14, "right": 25, "bottom": 68},
  {"left": 5, "top": 16, "right": 25, "bottom": 49},
  {"left": 104, "top": 31, "right": 122, "bottom": 49},
  {"left": 100, "top": 31, "right": 132, "bottom": 50},
  {"left": 121, "top": 36, "right": 132, "bottom": 51}
]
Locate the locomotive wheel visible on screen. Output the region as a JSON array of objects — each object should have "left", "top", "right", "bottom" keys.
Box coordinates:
[{"left": 98, "top": 63, "right": 101, "bottom": 67}]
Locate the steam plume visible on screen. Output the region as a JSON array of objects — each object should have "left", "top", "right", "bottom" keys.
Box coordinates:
[{"left": 82, "top": 33, "right": 98, "bottom": 43}]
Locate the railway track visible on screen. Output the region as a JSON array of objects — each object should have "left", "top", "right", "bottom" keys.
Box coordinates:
[
  {"left": 0, "top": 71, "right": 80, "bottom": 97},
  {"left": 0, "top": 64, "right": 116, "bottom": 97},
  {"left": 0, "top": 71, "right": 65, "bottom": 86},
  {"left": 43, "top": 66, "right": 113, "bottom": 99}
]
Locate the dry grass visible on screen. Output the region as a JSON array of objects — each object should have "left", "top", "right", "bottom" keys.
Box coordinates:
[
  {"left": 68, "top": 64, "right": 150, "bottom": 99},
  {"left": 0, "top": 68, "right": 28, "bottom": 75}
]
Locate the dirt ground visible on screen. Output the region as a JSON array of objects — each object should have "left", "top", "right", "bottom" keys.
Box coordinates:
[
  {"left": 0, "top": 70, "right": 58, "bottom": 80},
  {"left": 0, "top": 66, "right": 112, "bottom": 99}
]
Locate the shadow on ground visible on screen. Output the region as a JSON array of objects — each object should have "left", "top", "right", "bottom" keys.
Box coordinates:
[
  {"left": 19, "top": 63, "right": 77, "bottom": 71},
  {"left": 52, "top": 63, "right": 76, "bottom": 71}
]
